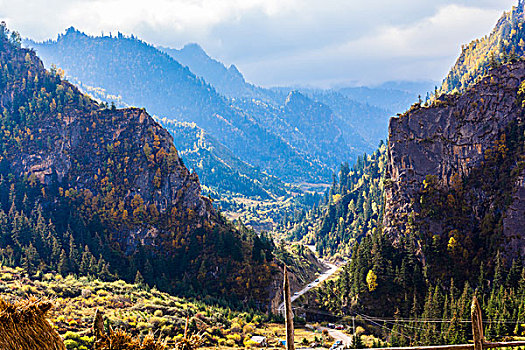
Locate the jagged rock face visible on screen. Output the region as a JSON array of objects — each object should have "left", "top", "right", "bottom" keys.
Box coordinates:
[
  {"left": 18, "top": 106, "right": 207, "bottom": 213},
  {"left": 384, "top": 62, "right": 525, "bottom": 257},
  {"left": 503, "top": 167, "right": 525, "bottom": 257},
  {"left": 0, "top": 36, "right": 213, "bottom": 252}
]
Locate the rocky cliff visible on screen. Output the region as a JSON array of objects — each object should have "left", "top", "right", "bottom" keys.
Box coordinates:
[
  {"left": 384, "top": 61, "right": 525, "bottom": 261},
  {"left": 1, "top": 30, "right": 212, "bottom": 249}
]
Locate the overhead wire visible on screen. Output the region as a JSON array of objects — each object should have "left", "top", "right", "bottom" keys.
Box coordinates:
[
  {"left": 358, "top": 313, "right": 414, "bottom": 341},
  {"left": 356, "top": 313, "right": 522, "bottom": 324}
]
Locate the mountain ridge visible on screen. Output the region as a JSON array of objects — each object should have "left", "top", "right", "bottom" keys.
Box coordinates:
[{"left": 25, "top": 28, "right": 335, "bottom": 183}]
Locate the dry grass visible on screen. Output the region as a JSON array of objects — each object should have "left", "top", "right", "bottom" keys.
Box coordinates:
[
  {"left": 94, "top": 309, "right": 167, "bottom": 350},
  {"left": 0, "top": 297, "right": 66, "bottom": 350},
  {"left": 95, "top": 330, "right": 166, "bottom": 350}
]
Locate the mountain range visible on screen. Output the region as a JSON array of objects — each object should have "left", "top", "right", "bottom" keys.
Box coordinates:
[
  {"left": 1, "top": 0, "right": 525, "bottom": 346},
  {"left": 24, "top": 29, "right": 432, "bottom": 203}
]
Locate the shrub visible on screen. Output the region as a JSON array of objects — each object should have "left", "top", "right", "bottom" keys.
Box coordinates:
[
  {"left": 136, "top": 321, "right": 150, "bottom": 330},
  {"left": 226, "top": 333, "right": 242, "bottom": 344},
  {"left": 153, "top": 309, "right": 163, "bottom": 317},
  {"left": 243, "top": 323, "right": 255, "bottom": 334},
  {"left": 230, "top": 322, "right": 241, "bottom": 333},
  {"left": 64, "top": 331, "right": 81, "bottom": 341},
  {"left": 81, "top": 289, "right": 92, "bottom": 298},
  {"left": 63, "top": 339, "right": 79, "bottom": 349},
  {"left": 0, "top": 273, "right": 13, "bottom": 281},
  {"left": 79, "top": 336, "right": 94, "bottom": 346},
  {"left": 244, "top": 339, "right": 259, "bottom": 348},
  {"left": 150, "top": 316, "right": 166, "bottom": 328}
]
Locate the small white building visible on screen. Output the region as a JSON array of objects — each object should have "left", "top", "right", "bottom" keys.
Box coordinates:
[{"left": 250, "top": 335, "right": 267, "bottom": 347}]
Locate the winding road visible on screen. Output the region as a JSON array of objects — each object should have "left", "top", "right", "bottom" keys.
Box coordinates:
[
  {"left": 277, "top": 246, "right": 351, "bottom": 348},
  {"left": 277, "top": 260, "right": 339, "bottom": 313}
]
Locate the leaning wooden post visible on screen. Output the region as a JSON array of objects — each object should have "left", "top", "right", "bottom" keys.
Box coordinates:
[
  {"left": 471, "top": 296, "right": 484, "bottom": 350},
  {"left": 284, "top": 266, "right": 295, "bottom": 350},
  {"left": 93, "top": 309, "right": 105, "bottom": 339},
  {"left": 184, "top": 315, "right": 189, "bottom": 339}
]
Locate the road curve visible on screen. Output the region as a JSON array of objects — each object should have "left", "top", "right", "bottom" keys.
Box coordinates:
[
  {"left": 306, "top": 324, "right": 353, "bottom": 346},
  {"left": 319, "top": 325, "right": 353, "bottom": 345},
  {"left": 278, "top": 261, "right": 339, "bottom": 313}
]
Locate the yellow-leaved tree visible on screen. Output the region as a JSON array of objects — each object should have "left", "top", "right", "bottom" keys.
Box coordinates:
[{"left": 366, "top": 269, "right": 378, "bottom": 292}]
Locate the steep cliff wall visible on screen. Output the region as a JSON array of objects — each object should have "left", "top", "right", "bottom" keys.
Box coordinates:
[
  {"left": 384, "top": 61, "right": 525, "bottom": 260},
  {"left": 0, "top": 34, "right": 213, "bottom": 251}
]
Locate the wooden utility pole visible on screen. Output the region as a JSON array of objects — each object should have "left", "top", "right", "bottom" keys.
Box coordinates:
[
  {"left": 284, "top": 266, "right": 295, "bottom": 350},
  {"left": 352, "top": 315, "right": 356, "bottom": 346},
  {"left": 471, "top": 296, "right": 484, "bottom": 350}
]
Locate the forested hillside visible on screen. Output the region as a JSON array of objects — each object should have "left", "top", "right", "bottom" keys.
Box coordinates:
[
  {"left": 303, "top": 3, "right": 525, "bottom": 345},
  {"left": 158, "top": 118, "right": 287, "bottom": 200},
  {"left": 278, "top": 143, "right": 387, "bottom": 257},
  {"left": 301, "top": 90, "right": 391, "bottom": 147},
  {"left": 232, "top": 91, "right": 368, "bottom": 169},
  {"left": 311, "top": 48, "right": 525, "bottom": 346},
  {"left": 315, "top": 231, "right": 525, "bottom": 344},
  {"left": 0, "top": 23, "right": 281, "bottom": 305},
  {"left": 441, "top": 1, "right": 525, "bottom": 94}
]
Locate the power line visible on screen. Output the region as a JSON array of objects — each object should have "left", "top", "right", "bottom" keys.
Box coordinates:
[
  {"left": 295, "top": 307, "right": 522, "bottom": 325},
  {"left": 357, "top": 313, "right": 522, "bottom": 324},
  {"left": 381, "top": 319, "right": 444, "bottom": 333},
  {"left": 358, "top": 313, "right": 414, "bottom": 341}
]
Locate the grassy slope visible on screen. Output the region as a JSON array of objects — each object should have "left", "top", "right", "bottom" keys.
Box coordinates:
[{"left": 0, "top": 264, "right": 337, "bottom": 349}]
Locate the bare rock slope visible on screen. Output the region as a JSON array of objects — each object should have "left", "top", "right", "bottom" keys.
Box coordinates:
[{"left": 384, "top": 61, "right": 525, "bottom": 258}]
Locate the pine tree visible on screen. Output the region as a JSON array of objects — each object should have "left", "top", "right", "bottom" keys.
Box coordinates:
[
  {"left": 58, "top": 249, "right": 69, "bottom": 275},
  {"left": 134, "top": 270, "right": 146, "bottom": 287}
]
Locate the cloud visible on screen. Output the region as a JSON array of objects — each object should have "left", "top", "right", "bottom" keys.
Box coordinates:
[
  {"left": 0, "top": 0, "right": 518, "bottom": 86},
  {"left": 236, "top": 2, "right": 513, "bottom": 86}
]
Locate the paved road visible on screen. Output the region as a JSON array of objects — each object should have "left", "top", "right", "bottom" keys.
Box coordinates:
[
  {"left": 305, "top": 324, "right": 353, "bottom": 348},
  {"left": 278, "top": 261, "right": 339, "bottom": 313},
  {"left": 317, "top": 325, "right": 353, "bottom": 346}
]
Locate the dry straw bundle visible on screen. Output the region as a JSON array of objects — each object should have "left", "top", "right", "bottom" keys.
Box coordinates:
[
  {"left": 93, "top": 309, "right": 167, "bottom": 350},
  {"left": 94, "top": 329, "right": 167, "bottom": 350},
  {"left": 0, "top": 297, "right": 66, "bottom": 350}
]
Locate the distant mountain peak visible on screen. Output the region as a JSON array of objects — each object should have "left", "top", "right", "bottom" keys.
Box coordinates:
[
  {"left": 62, "top": 26, "right": 86, "bottom": 38},
  {"left": 181, "top": 42, "right": 207, "bottom": 57},
  {"left": 284, "top": 90, "right": 310, "bottom": 106},
  {"left": 227, "top": 64, "right": 244, "bottom": 80},
  {"left": 161, "top": 42, "right": 254, "bottom": 98},
  {"left": 65, "top": 26, "right": 78, "bottom": 34}
]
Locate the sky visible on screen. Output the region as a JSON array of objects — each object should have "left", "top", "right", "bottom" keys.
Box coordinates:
[{"left": 0, "top": 0, "right": 518, "bottom": 87}]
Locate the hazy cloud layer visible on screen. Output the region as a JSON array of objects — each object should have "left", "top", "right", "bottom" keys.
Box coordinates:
[{"left": 0, "top": 0, "right": 517, "bottom": 86}]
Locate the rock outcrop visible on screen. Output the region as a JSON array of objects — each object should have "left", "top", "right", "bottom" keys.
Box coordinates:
[
  {"left": 0, "top": 38, "right": 213, "bottom": 252},
  {"left": 384, "top": 61, "right": 525, "bottom": 258}
]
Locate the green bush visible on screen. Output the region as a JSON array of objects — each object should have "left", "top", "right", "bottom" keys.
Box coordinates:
[
  {"left": 63, "top": 339, "right": 79, "bottom": 349},
  {"left": 64, "top": 331, "right": 81, "bottom": 341}
]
